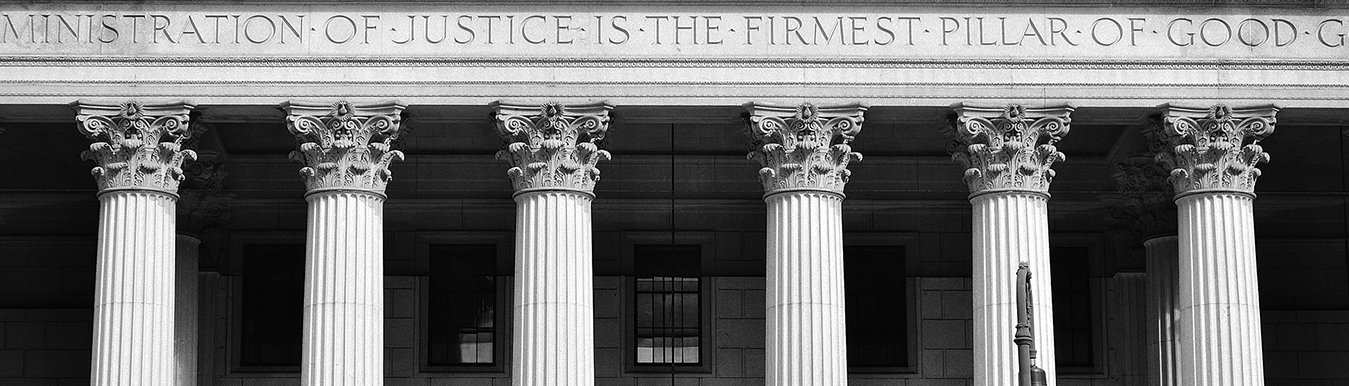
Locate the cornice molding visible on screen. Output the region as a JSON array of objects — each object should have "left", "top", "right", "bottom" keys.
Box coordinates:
[
  {"left": 282, "top": 100, "right": 406, "bottom": 195},
  {"left": 745, "top": 102, "right": 866, "bottom": 195},
  {"left": 74, "top": 100, "right": 197, "bottom": 195},
  {"left": 948, "top": 103, "right": 1074, "bottom": 195},
  {"left": 492, "top": 101, "right": 613, "bottom": 193},
  {"left": 1154, "top": 103, "right": 1278, "bottom": 196}
]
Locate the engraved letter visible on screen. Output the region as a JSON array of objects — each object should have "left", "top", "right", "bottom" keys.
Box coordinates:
[
  {"left": 1167, "top": 18, "right": 1194, "bottom": 46},
  {"left": 1319, "top": 19, "right": 1344, "bottom": 47},
  {"left": 522, "top": 15, "right": 546, "bottom": 44},
  {"left": 324, "top": 15, "right": 356, "bottom": 44},
  {"left": 940, "top": 17, "right": 959, "bottom": 45}
]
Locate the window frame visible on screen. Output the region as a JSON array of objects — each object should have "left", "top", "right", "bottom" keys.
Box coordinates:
[
  {"left": 842, "top": 232, "right": 921, "bottom": 377},
  {"left": 226, "top": 231, "right": 307, "bottom": 375},
  {"left": 1048, "top": 233, "right": 1109, "bottom": 378},
  {"left": 620, "top": 232, "right": 717, "bottom": 376},
  {"left": 415, "top": 231, "right": 514, "bottom": 376}
]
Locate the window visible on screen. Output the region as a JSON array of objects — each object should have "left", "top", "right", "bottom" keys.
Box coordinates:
[
  {"left": 1051, "top": 246, "right": 1094, "bottom": 368},
  {"left": 427, "top": 244, "right": 499, "bottom": 366},
  {"left": 844, "top": 246, "right": 909, "bottom": 369},
  {"left": 633, "top": 244, "right": 701, "bottom": 365},
  {"left": 240, "top": 244, "right": 305, "bottom": 367}
]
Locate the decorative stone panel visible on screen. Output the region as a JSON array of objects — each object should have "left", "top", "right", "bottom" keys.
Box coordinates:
[
  {"left": 745, "top": 102, "right": 865, "bottom": 195},
  {"left": 75, "top": 100, "right": 197, "bottom": 195},
  {"left": 492, "top": 101, "right": 613, "bottom": 193},
  {"left": 282, "top": 100, "right": 406, "bottom": 195}
]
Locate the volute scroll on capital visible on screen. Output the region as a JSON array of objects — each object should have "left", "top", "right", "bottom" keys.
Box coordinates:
[
  {"left": 947, "top": 103, "right": 1074, "bottom": 196},
  {"left": 744, "top": 102, "right": 866, "bottom": 195},
  {"left": 492, "top": 101, "right": 613, "bottom": 194},
  {"left": 74, "top": 100, "right": 198, "bottom": 195},
  {"left": 1154, "top": 103, "right": 1278, "bottom": 197},
  {"left": 281, "top": 100, "right": 406, "bottom": 195}
]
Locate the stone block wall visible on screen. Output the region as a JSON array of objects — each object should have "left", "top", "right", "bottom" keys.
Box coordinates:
[
  {"left": 1263, "top": 310, "right": 1349, "bottom": 384},
  {"left": 0, "top": 309, "right": 93, "bottom": 386}
]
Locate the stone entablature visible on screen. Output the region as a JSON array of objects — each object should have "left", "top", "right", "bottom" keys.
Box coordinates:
[
  {"left": 493, "top": 101, "right": 613, "bottom": 194},
  {"left": 745, "top": 102, "right": 865, "bottom": 195},
  {"left": 75, "top": 100, "right": 197, "bottom": 195},
  {"left": 948, "top": 103, "right": 1073, "bottom": 196},
  {"left": 1154, "top": 104, "right": 1277, "bottom": 196},
  {"left": 282, "top": 100, "right": 406, "bottom": 195}
]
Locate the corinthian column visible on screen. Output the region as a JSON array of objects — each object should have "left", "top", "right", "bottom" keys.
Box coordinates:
[
  {"left": 494, "top": 102, "right": 611, "bottom": 386},
  {"left": 949, "top": 103, "right": 1073, "bottom": 386},
  {"left": 76, "top": 100, "right": 197, "bottom": 386},
  {"left": 283, "top": 101, "right": 405, "bottom": 386},
  {"left": 174, "top": 117, "right": 230, "bottom": 386},
  {"left": 1154, "top": 104, "right": 1277, "bottom": 386},
  {"left": 746, "top": 102, "right": 865, "bottom": 386},
  {"left": 1108, "top": 150, "right": 1180, "bottom": 386}
]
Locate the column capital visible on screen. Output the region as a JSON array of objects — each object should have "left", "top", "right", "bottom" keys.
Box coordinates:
[
  {"left": 282, "top": 100, "right": 406, "bottom": 195},
  {"left": 745, "top": 102, "right": 865, "bottom": 195},
  {"left": 177, "top": 116, "right": 233, "bottom": 237},
  {"left": 1107, "top": 154, "right": 1179, "bottom": 239},
  {"left": 75, "top": 100, "right": 197, "bottom": 196},
  {"left": 1154, "top": 103, "right": 1278, "bottom": 197},
  {"left": 948, "top": 103, "right": 1074, "bottom": 196},
  {"left": 492, "top": 101, "right": 613, "bottom": 194}
]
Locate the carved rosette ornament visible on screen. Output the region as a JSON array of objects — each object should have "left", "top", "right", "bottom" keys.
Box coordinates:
[
  {"left": 1154, "top": 104, "right": 1278, "bottom": 197},
  {"left": 745, "top": 102, "right": 866, "bottom": 195},
  {"left": 948, "top": 103, "right": 1074, "bottom": 196},
  {"left": 75, "top": 100, "right": 197, "bottom": 195},
  {"left": 492, "top": 101, "right": 613, "bottom": 194},
  {"left": 282, "top": 101, "right": 406, "bottom": 195}
]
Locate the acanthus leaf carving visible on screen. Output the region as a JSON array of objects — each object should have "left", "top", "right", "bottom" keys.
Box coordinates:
[
  {"left": 948, "top": 103, "right": 1074, "bottom": 195},
  {"left": 745, "top": 102, "right": 865, "bottom": 194},
  {"left": 281, "top": 100, "right": 406, "bottom": 195},
  {"left": 1154, "top": 103, "right": 1278, "bottom": 196},
  {"left": 492, "top": 101, "right": 612, "bottom": 193},
  {"left": 74, "top": 100, "right": 197, "bottom": 195}
]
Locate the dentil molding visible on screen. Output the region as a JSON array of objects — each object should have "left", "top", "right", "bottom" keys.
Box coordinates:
[
  {"left": 1154, "top": 103, "right": 1278, "bottom": 196},
  {"left": 492, "top": 101, "right": 613, "bottom": 194},
  {"left": 75, "top": 100, "right": 197, "bottom": 195},
  {"left": 745, "top": 102, "right": 866, "bottom": 195},
  {"left": 281, "top": 100, "right": 406, "bottom": 195},
  {"left": 948, "top": 103, "right": 1074, "bottom": 195}
]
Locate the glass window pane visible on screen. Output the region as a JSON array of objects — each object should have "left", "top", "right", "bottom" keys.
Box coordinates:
[
  {"left": 429, "top": 244, "right": 499, "bottom": 366},
  {"left": 844, "top": 246, "right": 909, "bottom": 368},
  {"left": 241, "top": 244, "right": 305, "bottom": 367},
  {"left": 634, "top": 245, "right": 702, "bottom": 365}
]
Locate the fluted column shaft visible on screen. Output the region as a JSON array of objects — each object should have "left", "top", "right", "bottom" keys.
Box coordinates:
[
  {"left": 1145, "top": 235, "right": 1179, "bottom": 386},
  {"left": 175, "top": 235, "right": 200, "bottom": 386},
  {"left": 765, "top": 190, "right": 847, "bottom": 386},
  {"left": 91, "top": 190, "right": 178, "bottom": 386},
  {"left": 301, "top": 191, "right": 385, "bottom": 386},
  {"left": 1174, "top": 193, "right": 1263, "bottom": 386},
  {"left": 970, "top": 191, "right": 1057, "bottom": 386},
  {"left": 512, "top": 190, "right": 596, "bottom": 386}
]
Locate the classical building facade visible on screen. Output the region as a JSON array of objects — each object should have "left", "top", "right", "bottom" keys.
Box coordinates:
[{"left": 0, "top": 1, "right": 1347, "bottom": 386}]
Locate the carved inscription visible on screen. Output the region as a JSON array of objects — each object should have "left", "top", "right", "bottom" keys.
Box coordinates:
[{"left": 4, "top": 10, "right": 1349, "bottom": 55}]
